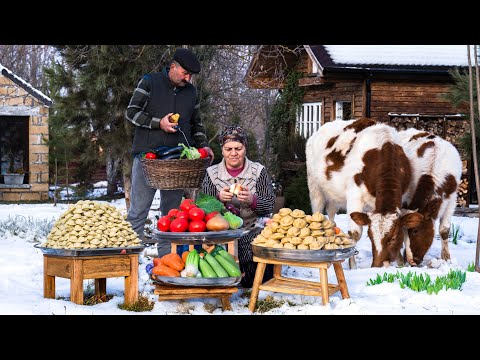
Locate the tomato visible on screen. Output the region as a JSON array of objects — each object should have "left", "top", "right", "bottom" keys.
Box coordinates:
[
  {"left": 170, "top": 218, "right": 189, "bottom": 232},
  {"left": 188, "top": 207, "right": 205, "bottom": 221},
  {"left": 198, "top": 148, "right": 209, "bottom": 159},
  {"left": 167, "top": 208, "right": 179, "bottom": 218},
  {"left": 157, "top": 216, "right": 171, "bottom": 231},
  {"left": 180, "top": 198, "right": 197, "bottom": 212},
  {"left": 188, "top": 220, "right": 206, "bottom": 232},
  {"left": 145, "top": 152, "right": 157, "bottom": 159},
  {"left": 204, "top": 211, "right": 219, "bottom": 222},
  {"left": 175, "top": 211, "right": 189, "bottom": 221}
]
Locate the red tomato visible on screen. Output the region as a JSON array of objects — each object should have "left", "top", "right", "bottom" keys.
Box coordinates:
[
  {"left": 170, "top": 218, "right": 189, "bottom": 232},
  {"left": 189, "top": 220, "right": 206, "bottom": 232},
  {"left": 198, "top": 148, "right": 209, "bottom": 159},
  {"left": 188, "top": 207, "right": 205, "bottom": 221},
  {"left": 145, "top": 152, "right": 157, "bottom": 159},
  {"left": 157, "top": 216, "right": 171, "bottom": 231},
  {"left": 175, "top": 211, "right": 189, "bottom": 221},
  {"left": 167, "top": 208, "right": 179, "bottom": 218},
  {"left": 204, "top": 211, "right": 219, "bottom": 222},
  {"left": 180, "top": 198, "right": 197, "bottom": 212}
]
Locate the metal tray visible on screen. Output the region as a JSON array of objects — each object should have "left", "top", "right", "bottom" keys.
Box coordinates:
[
  {"left": 251, "top": 244, "right": 357, "bottom": 262},
  {"left": 147, "top": 228, "right": 250, "bottom": 245},
  {"left": 152, "top": 274, "right": 242, "bottom": 287},
  {"left": 34, "top": 243, "right": 145, "bottom": 257}
]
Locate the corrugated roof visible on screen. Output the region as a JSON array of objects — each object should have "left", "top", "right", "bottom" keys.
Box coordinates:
[{"left": 0, "top": 64, "right": 52, "bottom": 106}]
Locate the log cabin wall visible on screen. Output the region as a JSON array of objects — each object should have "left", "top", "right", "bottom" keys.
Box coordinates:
[{"left": 369, "top": 80, "right": 458, "bottom": 122}]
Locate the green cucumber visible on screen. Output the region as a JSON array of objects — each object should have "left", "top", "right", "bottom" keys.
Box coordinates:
[
  {"left": 214, "top": 254, "right": 241, "bottom": 277},
  {"left": 198, "top": 257, "right": 217, "bottom": 278},
  {"left": 202, "top": 251, "right": 229, "bottom": 277},
  {"left": 211, "top": 245, "right": 240, "bottom": 270}
]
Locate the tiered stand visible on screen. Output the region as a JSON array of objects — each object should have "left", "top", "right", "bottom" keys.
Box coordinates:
[{"left": 147, "top": 229, "right": 248, "bottom": 311}]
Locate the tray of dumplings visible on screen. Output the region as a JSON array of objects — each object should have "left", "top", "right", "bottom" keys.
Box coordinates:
[{"left": 251, "top": 208, "right": 356, "bottom": 262}]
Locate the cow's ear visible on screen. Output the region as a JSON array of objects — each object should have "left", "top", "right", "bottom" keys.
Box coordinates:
[
  {"left": 401, "top": 212, "right": 424, "bottom": 229},
  {"left": 350, "top": 212, "right": 370, "bottom": 226}
]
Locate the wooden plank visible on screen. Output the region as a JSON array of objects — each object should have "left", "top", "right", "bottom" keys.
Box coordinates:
[
  {"left": 154, "top": 284, "right": 237, "bottom": 295},
  {"left": 95, "top": 278, "right": 107, "bottom": 301},
  {"left": 70, "top": 259, "right": 84, "bottom": 305},
  {"left": 43, "top": 256, "right": 55, "bottom": 299},
  {"left": 253, "top": 256, "right": 331, "bottom": 269},
  {"left": 124, "top": 255, "right": 138, "bottom": 305},
  {"left": 45, "top": 256, "right": 73, "bottom": 278},
  {"left": 82, "top": 256, "right": 131, "bottom": 278},
  {"left": 259, "top": 278, "right": 322, "bottom": 296}
]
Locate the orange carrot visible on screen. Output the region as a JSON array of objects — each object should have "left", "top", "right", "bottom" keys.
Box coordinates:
[
  {"left": 152, "top": 264, "right": 180, "bottom": 277},
  {"left": 334, "top": 227, "right": 341, "bottom": 235},
  {"left": 160, "top": 253, "right": 185, "bottom": 271},
  {"left": 181, "top": 250, "right": 190, "bottom": 264}
]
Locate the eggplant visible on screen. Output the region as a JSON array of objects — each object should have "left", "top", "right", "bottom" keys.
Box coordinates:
[
  {"left": 159, "top": 153, "right": 181, "bottom": 160},
  {"left": 156, "top": 145, "right": 183, "bottom": 157},
  {"left": 226, "top": 203, "right": 241, "bottom": 216}
]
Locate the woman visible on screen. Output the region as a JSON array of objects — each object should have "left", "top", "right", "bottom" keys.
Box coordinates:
[{"left": 201, "top": 126, "right": 276, "bottom": 288}]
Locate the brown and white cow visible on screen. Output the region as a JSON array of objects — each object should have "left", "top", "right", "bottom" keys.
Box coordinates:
[
  {"left": 306, "top": 118, "right": 423, "bottom": 268},
  {"left": 398, "top": 128, "right": 462, "bottom": 266}
]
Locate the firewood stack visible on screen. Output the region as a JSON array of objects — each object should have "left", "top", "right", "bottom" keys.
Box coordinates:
[{"left": 457, "top": 178, "right": 469, "bottom": 207}]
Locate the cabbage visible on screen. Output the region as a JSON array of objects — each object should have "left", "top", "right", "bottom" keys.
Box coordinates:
[{"left": 223, "top": 212, "right": 243, "bottom": 230}]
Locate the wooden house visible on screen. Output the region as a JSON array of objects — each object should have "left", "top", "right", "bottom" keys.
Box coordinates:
[
  {"left": 245, "top": 45, "right": 474, "bottom": 205},
  {"left": 0, "top": 64, "right": 52, "bottom": 202}
]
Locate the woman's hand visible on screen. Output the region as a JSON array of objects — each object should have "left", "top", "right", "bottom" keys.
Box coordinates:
[
  {"left": 237, "top": 187, "right": 253, "bottom": 205},
  {"left": 219, "top": 187, "right": 234, "bottom": 203}
]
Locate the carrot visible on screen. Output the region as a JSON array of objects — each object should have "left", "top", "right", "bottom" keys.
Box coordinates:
[
  {"left": 152, "top": 264, "right": 180, "bottom": 277},
  {"left": 181, "top": 250, "right": 190, "bottom": 264},
  {"left": 153, "top": 257, "right": 163, "bottom": 267},
  {"left": 160, "top": 253, "right": 185, "bottom": 271},
  {"left": 334, "top": 227, "right": 341, "bottom": 235}
]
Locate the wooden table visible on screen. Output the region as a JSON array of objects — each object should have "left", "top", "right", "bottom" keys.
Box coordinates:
[
  {"left": 43, "top": 253, "right": 139, "bottom": 305},
  {"left": 248, "top": 256, "right": 350, "bottom": 312},
  {"left": 153, "top": 240, "right": 239, "bottom": 310}
]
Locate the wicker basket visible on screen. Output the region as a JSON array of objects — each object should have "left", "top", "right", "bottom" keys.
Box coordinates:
[{"left": 140, "top": 157, "right": 210, "bottom": 190}]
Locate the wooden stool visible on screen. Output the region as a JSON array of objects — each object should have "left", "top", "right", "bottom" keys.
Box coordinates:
[
  {"left": 43, "top": 254, "right": 139, "bottom": 305},
  {"left": 248, "top": 256, "right": 350, "bottom": 312},
  {"left": 154, "top": 240, "right": 238, "bottom": 310}
]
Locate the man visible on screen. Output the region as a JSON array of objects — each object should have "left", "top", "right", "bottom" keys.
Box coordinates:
[{"left": 125, "top": 47, "right": 214, "bottom": 257}]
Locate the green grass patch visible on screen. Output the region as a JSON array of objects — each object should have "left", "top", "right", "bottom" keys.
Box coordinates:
[
  {"left": 467, "top": 262, "right": 476, "bottom": 272},
  {"left": 367, "top": 269, "right": 467, "bottom": 295},
  {"left": 450, "top": 223, "right": 461, "bottom": 244}
]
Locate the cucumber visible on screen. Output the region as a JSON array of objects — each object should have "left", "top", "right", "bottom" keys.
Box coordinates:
[
  {"left": 202, "top": 251, "right": 229, "bottom": 277},
  {"left": 214, "top": 254, "right": 241, "bottom": 277},
  {"left": 198, "top": 258, "right": 217, "bottom": 278},
  {"left": 211, "top": 245, "right": 240, "bottom": 270}
]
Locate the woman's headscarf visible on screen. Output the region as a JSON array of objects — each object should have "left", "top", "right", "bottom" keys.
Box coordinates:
[{"left": 219, "top": 126, "right": 248, "bottom": 147}]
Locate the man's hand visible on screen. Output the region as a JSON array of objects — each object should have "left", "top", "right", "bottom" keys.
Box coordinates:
[
  {"left": 203, "top": 146, "right": 215, "bottom": 165},
  {"left": 160, "top": 113, "right": 178, "bottom": 133}
]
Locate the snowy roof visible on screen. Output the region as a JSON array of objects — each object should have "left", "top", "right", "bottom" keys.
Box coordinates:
[
  {"left": 0, "top": 63, "right": 52, "bottom": 106},
  {"left": 308, "top": 45, "right": 472, "bottom": 73}
]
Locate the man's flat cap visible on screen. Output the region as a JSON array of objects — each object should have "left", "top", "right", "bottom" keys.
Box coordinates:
[{"left": 173, "top": 48, "right": 201, "bottom": 74}]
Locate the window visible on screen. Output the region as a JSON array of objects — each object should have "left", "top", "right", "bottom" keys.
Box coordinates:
[
  {"left": 296, "top": 102, "right": 322, "bottom": 138},
  {"left": 0, "top": 116, "right": 28, "bottom": 183},
  {"left": 335, "top": 101, "right": 352, "bottom": 120}
]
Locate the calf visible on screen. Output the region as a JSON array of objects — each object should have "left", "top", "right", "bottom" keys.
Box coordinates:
[
  {"left": 398, "top": 128, "right": 462, "bottom": 266},
  {"left": 306, "top": 118, "right": 423, "bottom": 268}
]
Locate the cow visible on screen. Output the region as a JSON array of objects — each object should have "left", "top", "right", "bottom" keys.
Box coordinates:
[
  {"left": 398, "top": 128, "right": 462, "bottom": 266},
  {"left": 306, "top": 118, "right": 423, "bottom": 268}
]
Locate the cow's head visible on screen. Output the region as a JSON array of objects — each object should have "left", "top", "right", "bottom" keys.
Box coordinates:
[
  {"left": 351, "top": 209, "right": 423, "bottom": 267},
  {"left": 405, "top": 198, "right": 441, "bottom": 265}
]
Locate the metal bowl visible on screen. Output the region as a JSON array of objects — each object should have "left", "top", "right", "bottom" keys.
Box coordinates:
[
  {"left": 147, "top": 228, "right": 250, "bottom": 245},
  {"left": 152, "top": 274, "right": 242, "bottom": 287},
  {"left": 34, "top": 243, "right": 145, "bottom": 257},
  {"left": 251, "top": 244, "right": 357, "bottom": 262}
]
